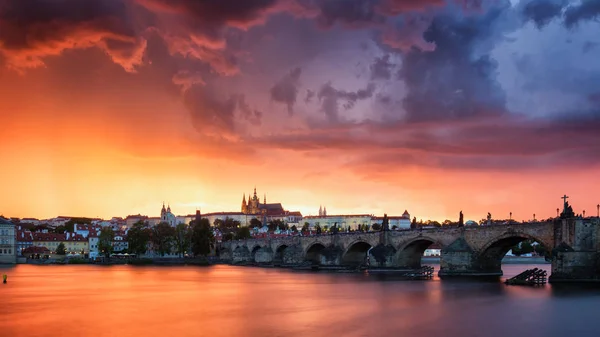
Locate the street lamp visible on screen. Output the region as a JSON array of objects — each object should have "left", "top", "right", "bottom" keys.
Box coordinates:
[
  {"left": 533, "top": 213, "right": 536, "bottom": 222},
  {"left": 597, "top": 204, "right": 599, "bottom": 218},
  {"left": 583, "top": 210, "right": 586, "bottom": 218},
  {"left": 509, "top": 212, "right": 512, "bottom": 222},
  {"left": 556, "top": 208, "right": 559, "bottom": 218}
]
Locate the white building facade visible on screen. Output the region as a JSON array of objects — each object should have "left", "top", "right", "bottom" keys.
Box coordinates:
[
  {"left": 303, "top": 214, "right": 373, "bottom": 231},
  {"left": 0, "top": 218, "right": 16, "bottom": 264}
]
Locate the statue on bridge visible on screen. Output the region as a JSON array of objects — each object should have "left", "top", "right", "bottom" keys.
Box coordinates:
[
  {"left": 382, "top": 214, "right": 389, "bottom": 231},
  {"left": 560, "top": 194, "right": 575, "bottom": 219},
  {"left": 331, "top": 223, "right": 339, "bottom": 234},
  {"left": 458, "top": 211, "right": 464, "bottom": 227},
  {"left": 487, "top": 212, "right": 492, "bottom": 226}
]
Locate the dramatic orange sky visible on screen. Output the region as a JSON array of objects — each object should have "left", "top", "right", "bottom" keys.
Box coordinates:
[{"left": 1, "top": 0, "right": 599, "bottom": 222}]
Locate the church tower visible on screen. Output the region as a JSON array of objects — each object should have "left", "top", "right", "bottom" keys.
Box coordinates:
[
  {"left": 319, "top": 205, "right": 322, "bottom": 216},
  {"left": 323, "top": 206, "right": 327, "bottom": 216},
  {"left": 242, "top": 193, "right": 247, "bottom": 213},
  {"left": 195, "top": 208, "right": 202, "bottom": 224},
  {"left": 161, "top": 202, "right": 166, "bottom": 220},
  {"left": 264, "top": 193, "right": 266, "bottom": 205}
]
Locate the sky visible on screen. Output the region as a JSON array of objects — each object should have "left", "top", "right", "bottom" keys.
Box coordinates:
[{"left": 1, "top": 0, "right": 599, "bottom": 222}]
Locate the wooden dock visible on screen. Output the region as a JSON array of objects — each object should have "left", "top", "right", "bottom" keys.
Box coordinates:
[{"left": 505, "top": 268, "right": 547, "bottom": 286}]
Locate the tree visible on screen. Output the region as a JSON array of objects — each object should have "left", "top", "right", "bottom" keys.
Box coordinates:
[
  {"left": 315, "top": 224, "right": 322, "bottom": 234},
  {"left": 301, "top": 222, "right": 310, "bottom": 232},
  {"left": 213, "top": 218, "right": 224, "bottom": 229},
  {"left": 98, "top": 227, "right": 115, "bottom": 258},
  {"left": 127, "top": 221, "right": 151, "bottom": 256},
  {"left": 520, "top": 241, "right": 534, "bottom": 255},
  {"left": 249, "top": 218, "right": 262, "bottom": 229},
  {"left": 268, "top": 219, "right": 286, "bottom": 232},
  {"left": 235, "top": 226, "right": 252, "bottom": 240},
  {"left": 174, "top": 223, "right": 190, "bottom": 257},
  {"left": 56, "top": 242, "right": 66, "bottom": 255},
  {"left": 54, "top": 225, "right": 66, "bottom": 234},
  {"left": 190, "top": 218, "right": 214, "bottom": 256},
  {"left": 152, "top": 222, "right": 176, "bottom": 256},
  {"left": 426, "top": 220, "right": 441, "bottom": 228},
  {"left": 372, "top": 223, "right": 382, "bottom": 231},
  {"left": 214, "top": 217, "right": 241, "bottom": 233}
]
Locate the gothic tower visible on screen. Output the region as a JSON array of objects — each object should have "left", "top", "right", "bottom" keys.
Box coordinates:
[
  {"left": 319, "top": 205, "right": 322, "bottom": 216},
  {"left": 242, "top": 193, "right": 247, "bottom": 213},
  {"left": 195, "top": 208, "right": 202, "bottom": 224}
]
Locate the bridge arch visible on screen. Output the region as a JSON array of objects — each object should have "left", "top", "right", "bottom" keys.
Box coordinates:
[
  {"left": 274, "top": 244, "right": 288, "bottom": 264},
  {"left": 396, "top": 237, "right": 440, "bottom": 269},
  {"left": 476, "top": 232, "right": 550, "bottom": 274},
  {"left": 341, "top": 240, "right": 372, "bottom": 266},
  {"left": 305, "top": 242, "right": 327, "bottom": 265},
  {"left": 250, "top": 245, "right": 262, "bottom": 260}
]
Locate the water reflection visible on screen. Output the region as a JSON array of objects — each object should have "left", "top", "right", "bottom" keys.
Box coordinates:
[{"left": 1, "top": 264, "right": 599, "bottom": 337}]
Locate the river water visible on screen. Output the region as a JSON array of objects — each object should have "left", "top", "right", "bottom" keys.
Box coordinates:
[{"left": 1, "top": 264, "right": 599, "bottom": 337}]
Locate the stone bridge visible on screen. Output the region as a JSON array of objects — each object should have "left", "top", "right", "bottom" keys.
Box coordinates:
[{"left": 218, "top": 218, "right": 600, "bottom": 282}]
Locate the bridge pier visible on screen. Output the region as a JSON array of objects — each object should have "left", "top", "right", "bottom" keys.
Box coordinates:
[
  {"left": 548, "top": 219, "right": 600, "bottom": 283},
  {"left": 437, "top": 237, "right": 499, "bottom": 278},
  {"left": 254, "top": 247, "right": 274, "bottom": 264},
  {"left": 232, "top": 246, "right": 252, "bottom": 264}
]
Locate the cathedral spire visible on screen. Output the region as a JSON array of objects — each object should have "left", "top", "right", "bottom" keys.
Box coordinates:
[
  {"left": 264, "top": 193, "right": 266, "bottom": 204},
  {"left": 319, "top": 205, "right": 322, "bottom": 216},
  {"left": 323, "top": 206, "right": 327, "bottom": 216}
]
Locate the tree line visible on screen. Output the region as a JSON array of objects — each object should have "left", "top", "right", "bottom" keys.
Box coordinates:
[{"left": 98, "top": 219, "right": 215, "bottom": 258}]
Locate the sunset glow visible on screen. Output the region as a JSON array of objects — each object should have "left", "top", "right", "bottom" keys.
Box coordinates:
[{"left": 1, "top": 0, "right": 599, "bottom": 222}]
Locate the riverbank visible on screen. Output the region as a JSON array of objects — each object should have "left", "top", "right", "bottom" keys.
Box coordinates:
[{"left": 22, "top": 257, "right": 213, "bottom": 266}]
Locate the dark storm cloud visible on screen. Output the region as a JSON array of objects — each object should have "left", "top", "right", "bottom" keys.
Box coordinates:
[
  {"left": 397, "top": 1, "right": 510, "bottom": 122},
  {"left": 521, "top": 0, "right": 566, "bottom": 28},
  {"left": 520, "top": 0, "right": 600, "bottom": 29},
  {"left": 370, "top": 54, "right": 394, "bottom": 80},
  {"left": 183, "top": 84, "right": 264, "bottom": 136},
  {"left": 317, "top": 82, "right": 377, "bottom": 122},
  {"left": 136, "top": 0, "right": 278, "bottom": 27},
  {"left": 315, "top": 0, "right": 385, "bottom": 28},
  {"left": 0, "top": 0, "right": 146, "bottom": 71},
  {"left": 184, "top": 85, "right": 238, "bottom": 135},
  {"left": 270, "top": 67, "right": 303, "bottom": 115},
  {"left": 377, "top": 0, "right": 447, "bottom": 16},
  {"left": 564, "top": 0, "right": 600, "bottom": 28}
]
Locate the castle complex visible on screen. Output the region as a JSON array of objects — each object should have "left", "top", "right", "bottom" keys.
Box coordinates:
[{"left": 242, "top": 187, "right": 286, "bottom": 217}]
